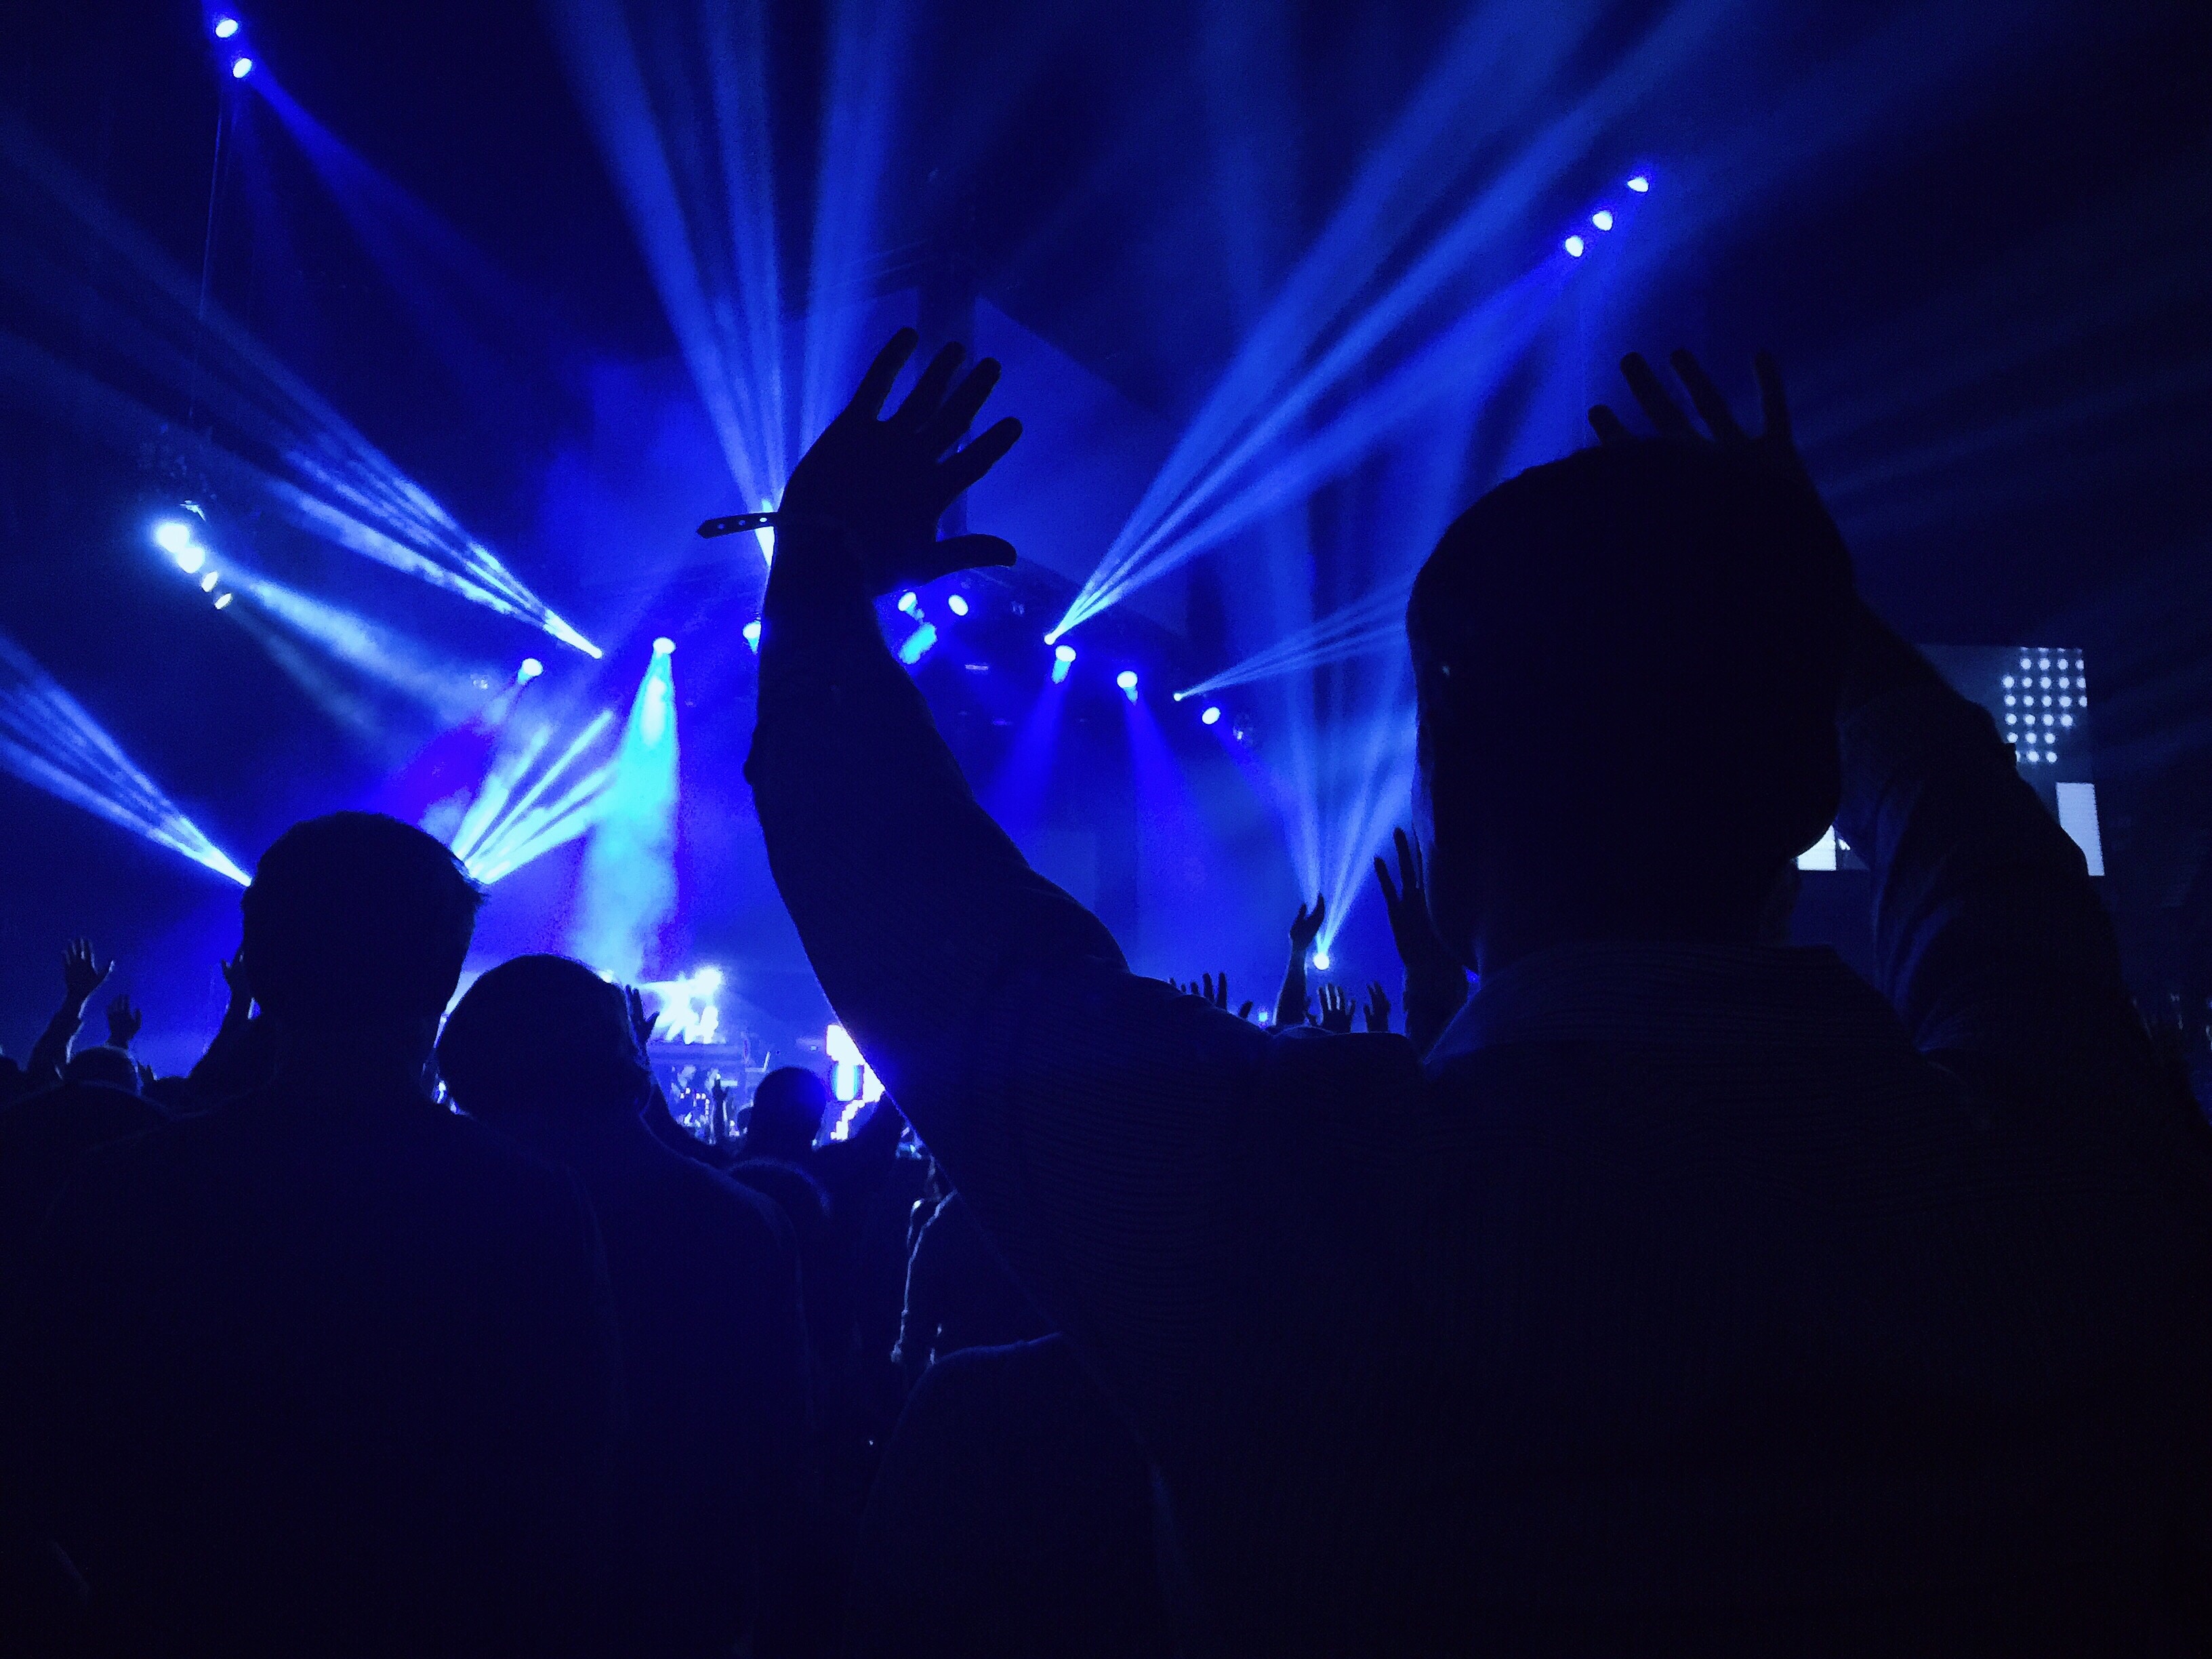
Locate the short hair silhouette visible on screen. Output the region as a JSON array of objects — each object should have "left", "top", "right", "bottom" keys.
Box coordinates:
[
  {"left": 747, "top": 1066, "right": 830, "bottom": 1161},
  {"left": 437, "top": 954, "right": 651, "bottom": 1121},
  {"left": 64, "top": 1044, "right": 142, "bottom": 1093},
  {"left": 242, "top": 812, "right": 483, "bottom": 1027},
  {"left": 1409, "top": 440, "right": 1851, "bottom": 941}
]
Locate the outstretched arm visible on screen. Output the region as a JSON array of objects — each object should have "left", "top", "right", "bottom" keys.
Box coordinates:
[
  {"left": 26, "top": 939, "right": 111, "bottom": 1085},
  {"left": 746, "top": 332, "right": 1418, "bottom": 1433},
  {"left": 1593, "top": 350, "right": 2169, "bottom": 1113},
  {"left": 1275, "top": 897, "right": 1324, "bottom": 1028},
  {"left": 1374, "top": 829, "right": 1469, "bottom": 1054}
]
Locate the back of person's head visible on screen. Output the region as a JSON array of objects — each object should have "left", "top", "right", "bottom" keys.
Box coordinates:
[
  {"left": 1408, "top": 440, "right": 1850, "bottom": 960},
  {"left": 747, "top": 1067, "right": 829, "bottom": 1162},
  {"left": 64, "top": 1044, "right": 141, "bottom": 1094},
  {"left": 241, "top": 812, "right": 482, "bottom": 1031},
  {"left": 436, "top": 954, "right": 651, "bottom": 1126}
]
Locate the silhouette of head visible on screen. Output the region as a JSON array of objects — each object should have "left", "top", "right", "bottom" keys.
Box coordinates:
[
  {"left": 242, "top": 812, "right": 483, "bottom": 1035},
  {"left": 436, "top": 954, "right": 652, "bottom": 1127},
  {"left": 64, "top": 1044, "right": 141, "bottom": 1093},
  {"left": 1408, "top": 441, "right": 1850, "bottom": 971},
  {"left": 747, "top": 1067, "right": 830, "bottom": 1162}
]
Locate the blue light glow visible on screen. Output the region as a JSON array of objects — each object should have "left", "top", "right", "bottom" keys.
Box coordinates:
[
  {"left": 213, "top": 592, "right": 232, "bottom": 610},
  {"left": 1591, "top": 209, "right": 1614, "bottom": 230},
  {"left": 0, "top": 627, "right": 249, "bottom": 883},
  {"left": 570, "top": 648, "right": 680, "bottom": 978},
  {"left": 1563, "top": 234, "right": 1586, "bottom": 257},
  {"left": 1627, "top": 174, "right": 1650, "bottom": 192},
  {"left": 1202, "top": 705, "right": 1221, "bottom": 726},
  {"left": 897, "top": 592, "right": 920, "bottom": 616},
  {"left": 1115, "top": 670, "right": 1139, "bottom": 691},
  {"left": 742, "top": 619, "right": 761, "bottom": 652},
  {"left": 152, "top": 520, "right": 195, "bottom": 556},
  {"left": 1050, "top": 655, "right": 1071, "bottom": 685},
  {"left": 651, "top": 635, "right": 674, "bottom": 656},
  {"left": 517, "top": 657, "right": 544, "bottom": 682},
  {"left": 1054, "top": 643, "right": 1077, "bottom": 663},
  {"left": 230, "top": 56, "right": 254, "bottom": 79},
  {"left": 897, "top": 621, "right": 938, "bottom": 665},
  {"left": 947, "top": 594, "right": 969, "bottom": 616},
  {"left": 1312, "top": 950, "right": 1331, "bottom": 972},
  {"left": 213, "top": 16, "right": 240, "bottom": 37},
  {"left": 199, "top": 570, "right": 220, "bottom": 592}
]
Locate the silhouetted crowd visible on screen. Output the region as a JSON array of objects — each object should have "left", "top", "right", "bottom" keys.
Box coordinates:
[{"left": 2, "top": 340, "right": 2207, "bottom": 1656}]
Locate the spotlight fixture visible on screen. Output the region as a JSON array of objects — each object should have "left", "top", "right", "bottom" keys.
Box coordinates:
[
  {"left": 1115, "top": 670, "right": 1139, "bottom": 702},
  {"left": 897, "top": 592, "right": 920, "bottom": 616},
  {"left": 1563, "top": 235, "right": 1586, "bottom": 257},
  {"left": 1591, "top": 209, "right": 1614, "bottom": 230},
  {"left": 213, "top": 592, "right": 233, "bottom": 610},
  {"left": 152, "top": 520, "right": 195, "bottom": 555},
  {"left": 741, "top": 620, "right": 762, "bottom": 652},
  {"left": 651, "top": 636, "right": 675, "bottom": 656},
  {"left": 1312, "top": 950, "right": 1332, "bottom": 971},
  {"left": 199, "top": 571, "right": 220, "bottom": 592},
  {"left": 213, "top": 15, "right": 240, "bottom": 37},
  {"left": 1054, "top": 644, "right": 1077, "bottom": 664},
  {"left": 230, "top": 56, "right": 254, "bottom": 78},
  {"left": 517, "top": 657, "right": 545, "bottom": 682},
  {"left": 1201, "top": 705, "right": 1221, "bottom": 726},
  {"left": 1627, "top": 175, "right": 1650, "bottom": 192},
  {"left": 947, "top": 594, "right": 970, "bottom": 616}
]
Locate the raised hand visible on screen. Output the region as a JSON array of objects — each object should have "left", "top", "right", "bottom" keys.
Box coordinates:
[
  {"left": 62, "top": 939, "right": 112, "bottom": 1007},
  {"left": 1288, "top": 895, "right": 1327, "bottom": 954},
  {"left": 776, "top": 329, "right": 1024, "bottom": 596},
  {"left": 220, "top": 943, "right": 251, "bottom": 1000},
  {"left": 1364, "top": 982, "right": 1392, "bottom": 1033},
  {"left": 1588, "top": 348, "right": 1813, "bottom": 493},
  {"left": 1373, "top": 829, "right": 1462, "bottom": 982},
  {"left": 623, "top": 987, "right": 659, "bottom": 1052},
  {"left": 105, "top": 994, "right": 144, "bottom": 1048},
  {"left": 1317, "top": 983, "right": 1355, "bottom": 1034}
]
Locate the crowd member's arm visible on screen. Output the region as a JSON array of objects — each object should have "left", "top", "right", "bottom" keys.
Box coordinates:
[
  {"left": 187, "top": 946, "right": 270, "bottom": 1103},
  {"left": 1595, "top": 349, "right": 2171, "bottom": 1111},
  {"left": 26, "top": 939, "right": 112, "bottom": 1085},
  {"left": 746, "top": 332, "right": 1416, "bottom": 1433},
  {"left": 1374, "top": 829, "right": 1469, "bottom": 1054},
  {"left": 104, "top": 995, "right": 143, "bottom": 1051},
  {"left": 1364, "top": 983, "right": 1391, "bottom": 1033},
  {"left": 1273, "top": 897, "right": 1324, "bottom": 1027}
]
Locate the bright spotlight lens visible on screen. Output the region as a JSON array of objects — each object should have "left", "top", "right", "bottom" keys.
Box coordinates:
[
  {"left": 152, "top": 520, "right": 194, "bottom": 554},
  {"left": 213, "top": 592, "right": 233, "bottom": 609},
  {"left": 230, "top": 55, "right": 253, "bottom": 77},
  {"left": 651, "top": 636, "right": 675, "bottom": 655},
  {"left": 897, "top": 592, "right": 919, "bottom": 615},
  {"left": 1592, "top": 209, "right": 1615, "bottom": 230},
  {"left": 199, "top": 571, "right": 220, "bottom": 592},
  {"left": 1054, "top": 644, "right": 1077, "bottom": 664},
  {"left": 741, "top": 619, "right": 762, "bottom": 652},
  {"left": 1312, "top": 950, "right": 1331, "bottom": 971},
  {"left": 518, "top": 657, "right": 544, "bottom": 682},
  {"left": 947, "top": 594, "right": 969, "bottom": 616},
  {"left": 1563, "top": 234, "right": 1586, "bottom": 257},
  {"left": 213, "top": 15, "right": 239, "bottom": 36},
  {"left": 177, "top": 546, "right": 207, "bottom": 574},
  {"left": 1627, "top": 175, "right": 1650, "bottom": 192},
  {"left": 1115, "top": 670, "right": 1138, "bottom": 691},
  {"left": 1201, "top": 705, "right": 1221, "bottom": 726}
]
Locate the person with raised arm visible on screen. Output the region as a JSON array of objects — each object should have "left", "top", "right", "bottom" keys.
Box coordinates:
[{"left": 746, "top": 331, "right": 2211, "bottom": 1652}]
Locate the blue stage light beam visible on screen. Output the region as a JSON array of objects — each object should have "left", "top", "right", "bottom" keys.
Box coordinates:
[
  {"left": 570, "top": 645, "right": 681, "bottom": 981},
  {"left": 1049, "top": 0, "right": 1740, "bottom": 640},
  {"left": 1173, "top": 581, "right": 1409, "bottom": 701},
  {"left": 548, "top": 0, "right": 787, "bottom": 513},
  {"left": 0, "top": 628, "right": 248, "bottom": 884},
  {"left": 455, "top": 708, "right": 618, "bottom": 881},
  {"left": 0, "top": 117, "right": 598, "bottom": 657}
]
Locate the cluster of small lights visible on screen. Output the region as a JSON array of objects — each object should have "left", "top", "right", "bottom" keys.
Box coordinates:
[
  {"left": 1565, "top": 176, "right": 1647, "bottom": 255},
  {"left": 151, "top": 517, "right": 234, "bottom": 611},
  {"left": 213, "top": 13, "right": 253, "bottom": 77},
  {"left": 1999, "top": 652, "right": 2085, "bottom": 766}
]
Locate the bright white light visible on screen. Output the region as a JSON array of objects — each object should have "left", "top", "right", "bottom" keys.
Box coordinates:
[
  {"left": 1054, "top": 643, "right": 1077, "bottom": 664},
  {"left": 1563, "top": 235, "right": 1586, "bottom": 257},
  {"left": 898, "top": 622, "right": 938, "bottom": 665},
  {"left": 230, "top": 56, "right": 253, "bottom": 78},
  {"left": 947, "top": 594, "right": 969, "bottom": 616},
  {"left": 1115, "top": 670, "right": 1138, "bottom": 691},
  {"left": 213, "top": 592, "right": 233, "bottom": 610},
  {"left": 651, "top": 636, "right": 674, "bottom": 656},
  {"left": 2060, "top": 714, "right": 2074, "bottom": 727},
  {"left": 200, "top": 570, "right": 220, "bottom": 592},
  {"left": 825, "top": 1023, "right": 860, "bottom": 1065},
  {"left": 177, "top": 546, "right": 207, "bottom": 575},
  {"left": 693, "top": 965, "right": 722, "bottom": 990},
  {"left": 1627, "top": 175, "right": 1650, "bottom": 192},
  {"left": 1050, "top": 657, "right": 1071, "bottom": 685},
  {"left": 754, "top": 497, "right": 775, "bottom": 566},
  {"left": 518, "top": 657, "right": 544, "bottom": 682},
  {"left": 742, "top": 619, "right": 761, "bottom": 652},
  {"left": 1202, "top": 705, "right": 1221, "bottom": 726},
  {"left": 897, "top": 592, "right": 919, "bottom": 615},
  {"left": 1312, "top": 950, "right": 1331, "bottom": 971},
  {"left": 152, "top": 520, "right": 195, "bottom": 555},
  {"left": 214, "top": 16, "right": 240, "bottom": 37},
  {"left": 542, "top": 613, "right": 603, "bottom": 659},
  {"left": 1592, "top": 209, "right": 1615, "bottom": 230}
]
